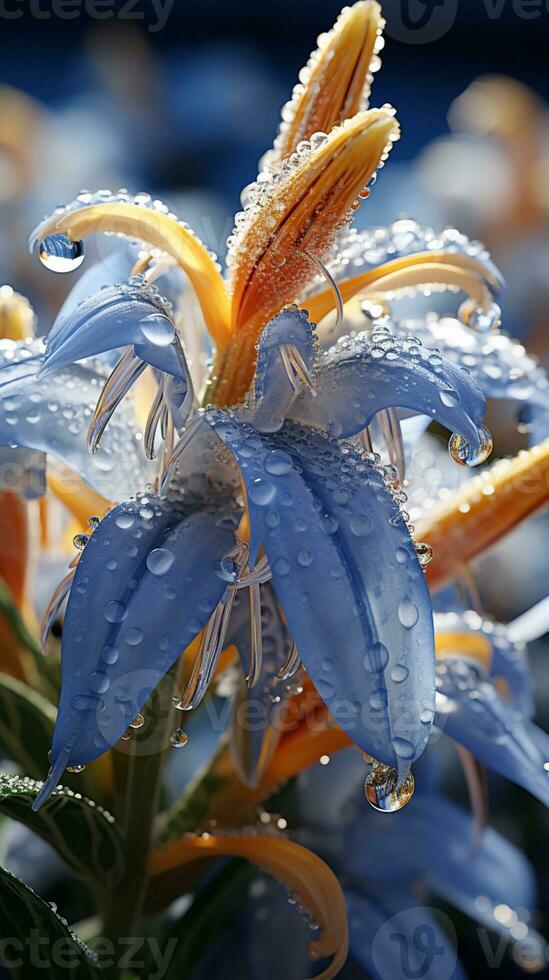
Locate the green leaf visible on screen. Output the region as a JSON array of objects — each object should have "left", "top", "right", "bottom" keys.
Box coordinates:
[
  {"left": 0, "top": 674, "right": 56, "bottom": 779},
  {"left": 0, "top": 864, "right": 102, "bottom": 979},
  {"left": 0, "top": 774, "right": 125, "bottom": 887},
  {"left": 0, "top": 578, "right": 42, "bottom": 660}
]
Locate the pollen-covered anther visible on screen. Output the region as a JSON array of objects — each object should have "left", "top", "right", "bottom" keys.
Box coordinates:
[{"left": 266, "top": 1, "right": 385, "bottom": 166}]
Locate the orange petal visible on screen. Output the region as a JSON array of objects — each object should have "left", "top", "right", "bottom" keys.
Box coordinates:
[
  {"left": 34, "top": 203, "right": 231, "bottom": 348},
  {"left": 268, "top": 1, "right": 384, "bottom": 164},
  {"left": 421, "top": 440, "right": 549, "bottom": 591},
  {"left": 435, "top": 631, "right": 492, "bottom": 671},
  {"left": 302, "top": 250, "right": 499, "bottom": 324},
  {"left": 217, "top": 109, "right": 399, "bottom": 405},
  {"left": 149, "top": 832, "right": 348, "bottom": 979}
]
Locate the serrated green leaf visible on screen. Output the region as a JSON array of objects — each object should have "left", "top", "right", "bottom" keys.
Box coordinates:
[
  {"left": 0, "top": 674, "right": 56, "bottom": 779},
  {"left": 0, "top": 864, "right": 102, "bottom": 979},
  {"left": 0, "top": 774, "right": 125, "bottom": 887}
]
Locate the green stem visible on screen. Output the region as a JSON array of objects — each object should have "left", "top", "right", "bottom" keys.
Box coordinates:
[{"left": 102, "top": 669, "right": 177, "bottom": 964}]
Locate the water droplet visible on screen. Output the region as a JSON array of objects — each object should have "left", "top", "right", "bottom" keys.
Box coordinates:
[
  {"left": 448, "top": 425, "right": 493, "bottom": 467},
  {"left": 391, "top": 664, "right": 409, "bottom": 683},
  {"left": 364, "top": 643, "right": 390, "bottom": 673},
  {"left": 73, "top": 533, "right": 89, "bottom": 551},
  {"left": 439, "top": 388, "right": 459, "bottom": 408},
  {"left": 39, "top": 234, "right": 85, "bottom": 273},
  {"left": 126, "top": 627, "right": 143, "bottom": 646},
  {"left": 89, "top": 671, "right": 110, "bottom": 694},
  {"left": 66, "top": 763, "right": 86, "bottom": 774},
  {"left": 364, "top": 761, "right": 414, "bottom": 812},
  {"left": 101, "top": 646, "right": 119, "bottom": 665},
  {"left": 88, "top": 515, "right": 101, "bottom": 529},
  {"left": 170, "top": 728, "right": 189, "bottom": 748},
  {"left": 420, "top": 708, "right": 435, "bottom": 724},
  {"left": 350, "top": 515, "right": 372, "bottom": 537},
  {"left": 139, "top": 313, "right": 175, "bottom": 347},
  {"left": 115, "top": 511, "right": 134, "bottom": 529},
  {"left": 146, "top": 548, "right": 175, "bottom": 576},
  {"left": 398, "top": 599, "right": 419, "bottom": 629},
  {"left": 104, "top": 600, "right": 127, "bottom": 623},
  {"left": 415, "top": 542, "right": 434, "bottom": 567},
  {"left": 130, "top": 713, "right": 145, "bottom": 729},
  {"left": 297, "top": 549, "right": 313, "bottom": 567},
  {"left": 248, "top": 478, "right": 276, "bottom": 506},
  {"left": 393, "top": 736, "right": 415, "bottom": 759},
  {"left": 264, "top": 450, "right": 292, "bottom": 476}
]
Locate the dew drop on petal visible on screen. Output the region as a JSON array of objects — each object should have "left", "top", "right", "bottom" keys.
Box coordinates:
[
  {"left": 126, "top": 627, "right": 143, "bottom": 646},
  {"left": 139, "top": 313, "right": 175, "bottom": 347},
  {"left": 104, "top": 600, "right": 127, "bottom": 623},
  {"left": 364, "top": 642, "right": 390, "bottom": 673},
  {"left": 130, "top": 713, "right": 145, "bottom": 729},
  {"left": 264, "top": 450, "right": 292, "bottom": 476},
  {"left": 398, "top": 599, "right": 419, "bottom": 629},
  {"left": 390, "top": 664, "right": 409, "bottom": 683},
  {"left": 146, "top": 548, "right": 175, "bottom": 576},
  {"left": 89, "top": 671, "right": 110, "bottom": 694},
  {"left": 350, "top": 515, "right": 372, "bottom": 537},
  {"left": 248, "top": 478, "right": 276, "bottom": 506}
]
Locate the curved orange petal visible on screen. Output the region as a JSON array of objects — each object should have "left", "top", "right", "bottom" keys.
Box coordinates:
[
  {"left": 435, "top": 631, "right": 492, "bottom": 671},
  {"left": 268, "top": 1, "right": 384, "bottom": 164},
  {"left": 216, "top": 109, "right": 399, "bottom": 404},
  {"left": 0, "top": 286, "right": 36, "bottom": 341},
  {"left": 149, "top": 833, "right": 348, "bottom": 980},
  {"left": 47, "top": 468, "right": 112, "bottom": 531},
  {"left": 422, "top": 440, "right": 549, "bottom": 591},
  {"left": 34, "top": 203, "right": 231, "bottom": 348},
  {"left": 302, "top": 250, "right": 499, "bottom": 324}
]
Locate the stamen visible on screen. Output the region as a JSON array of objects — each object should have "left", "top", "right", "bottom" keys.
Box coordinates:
[
  {"left": 277, "top": 643, "right": 302, "bottom": 681},
  {"left": 304, "top": 250, "right": 344, "bottom": 334},
  {"left": 40, "top": 569, "right": 75, "bottom": 653},
  {"left": 160, "top": 416, "right": 205, "bottom": 493},
  {"left": 144, "top": 378, "right": 166, "bottom": 461},
  {"left": 280, "top": 344, "right": 317, "bottom": 395},
  {"left": 246, "top": 583, "right": 263, "bottom": 688},
  {"left": 87, "top": 348, "right": 146, "bottom": 454},
  {"left": 377, "top": 407, "right": 405, "bottom": 481}
]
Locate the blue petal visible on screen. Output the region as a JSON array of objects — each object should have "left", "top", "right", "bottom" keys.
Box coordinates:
[
  {"left": 435, "top": 659, "right": 549, "bottom": 804},
  {"left": 0, "top": 339, "right": 152, "bottom": 500},
  {"left": 236, "top": 308, "right": 315, "bottom": 432},
  {"left": 52, "top": 251, "right": 133, "bottom": 334},
  {"left": 346, "top": 886, "right": 467, "bottom": 980},
  {"left": 398, "top": 316, "right": 549, "bottom": 443},
  {"left": 33, "top": 492, "right": 238, "bottom": 809},
  {"left": 344, "top": 794, "right": 537, "bottom": 922},
  {"left": 435, "top": 610, "right": 534, "bottom": 718},
  {"left": 228, "top": 583, "right": 293, "bottom": 787},
  {"left": 290, "top": 325, "right": 486, "bottom": 447},
  {"left": 42, "top": 278, "right": 185, "bottom": 380},
  {"left": 208, "top": 412, "right": 436, "bottom": 779}
]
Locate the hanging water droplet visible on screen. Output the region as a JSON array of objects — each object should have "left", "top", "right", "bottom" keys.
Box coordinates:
[
  {"left": 120, "top": 729, "right": 132, "bottom": 742},
  {"left": 448, "top": 425, "right": 493, "bottom": 467},
  {"left": 129, "top": 713, "right": 145, "bottom": 729},
  {"left": 73, "top": 533, "right": 89, "bottom": 551},
  {"left": 415, "top": 542, "right": 434, "bottom": 567},
  {"left": 459, "top": 300, "right": 502, "bottom": 334},
  {"left": 87, "top": 515, "right": 101, "bottom": 529},
  {"left": 170, "top": 728, "right": 189, "bottom": 748},
  {"left": 38, "top": 234, "right": 84, "bottom": 273},
  {"left": 66, "top": 763, "right": 86, "bottom": 774},
  {"left": 364, "top": 761, "right": 414, "bottom": 812}
]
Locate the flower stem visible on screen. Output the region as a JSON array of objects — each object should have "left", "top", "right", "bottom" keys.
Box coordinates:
[{"left": 102, "top": 670, "right": 177, "bottom": 967}]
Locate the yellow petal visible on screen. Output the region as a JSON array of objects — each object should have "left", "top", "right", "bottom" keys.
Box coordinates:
[
  {"left": 303, "top": 250, "right": 499, "bottom": 324},
  {"left": 34, "top": 203, "right": 231, "bottom": 348},
  {"left": 435, "top": 631, "right": 492, "bottom": 671},
  {"left": 422, "top": 440, "right": 549, "bottom": 591},
  {"left": 269, "top": 1, "right": 384, "bottom": 164},
  {"left": 47, "top": 467, "right": 112, "bottom": 531},
  {"left": 149, "top": 832, "right": 348, "bottom": 979},
  {"left": 217, "top": 109, "right": 399, "bottom": 405},
  {"left": 0, "top": 286, "right": 36, "bottom": 341}
]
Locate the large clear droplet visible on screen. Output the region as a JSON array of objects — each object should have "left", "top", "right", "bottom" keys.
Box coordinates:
[
  {"left": 39, "top": 234, "right": 85, "bottom": 273},
  {"left": 364, "top": 761, "right": 414, "bottom": 812},
  {"left": 448, "top": 425, "right": 493, "bottom": 467},
  {"left": 459, "top": 300, "right": 502, "bottom": 334}
]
